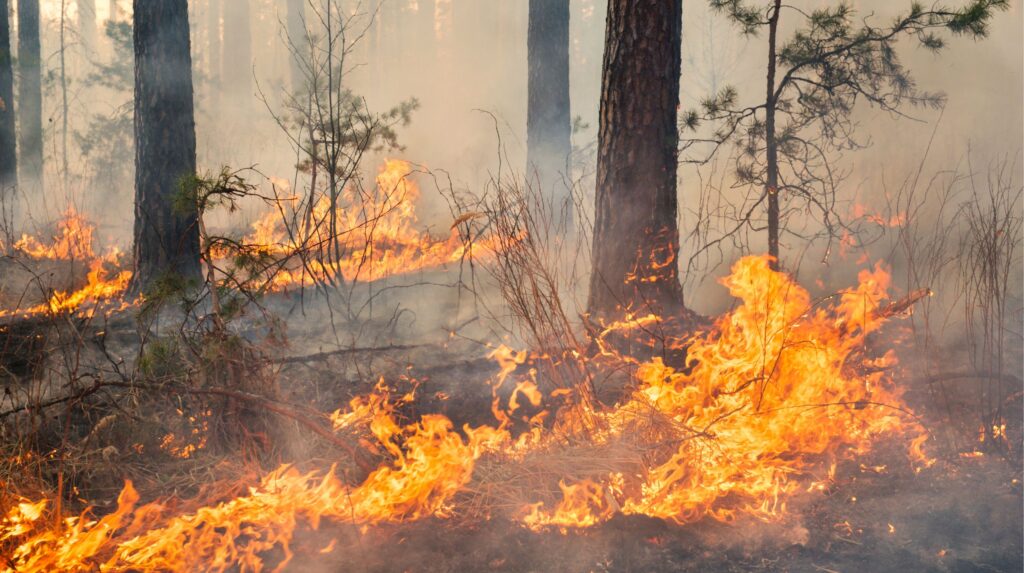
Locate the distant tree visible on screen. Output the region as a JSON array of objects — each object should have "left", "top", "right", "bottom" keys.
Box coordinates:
[
  {"left": 268, "top": 0, "right": 417, "bottom": 291},
  {"left": 130, "top": 0, "right": 201, "bottom": 293},
  {"left": 75, "top": 20, "right": 132, "bottom": 189},
  {"left": 222, "top": 0, "right": 251, "bottom": 104},
  {"left": 682, "top": 0, "right": 1010, "bottom": 268},
  {"left": 285, "top": 0, "right": 304, "bottom": 94},
  {"left": 78, "top": 0, "right": 97, "bottom": 51},
  {"left": 416, "top": 0, "right": 436, "bottom": 68},
  {"left": 526, "top": 0, "right": 571, "bottom": 215},
  {"left": 206, "top": 0, "right": 221, "bottom": 105},
  {"left": 17, "top": 0, "right": 42, "bottom": 187},
  {"left": 0, "top": 0, "right": 15, "bottom": 196},
  {"left": 587, "top": 0, "right": 688, "bottom": 321}
]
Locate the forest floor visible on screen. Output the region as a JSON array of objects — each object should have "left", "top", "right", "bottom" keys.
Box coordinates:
[{"left": 0, "top": 262, "right": 1021, "bottom": 572}]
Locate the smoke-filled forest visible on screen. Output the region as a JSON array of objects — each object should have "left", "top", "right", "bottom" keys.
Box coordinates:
[{"left": 0, "top": 0, "right": 1021, "bottom": 571}]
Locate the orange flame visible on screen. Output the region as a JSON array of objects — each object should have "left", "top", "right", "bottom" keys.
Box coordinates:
[
  {"left": 0, "top": 256, "right": 930, "bottom": 569},
  {"left": 242, "top": 159, "right": 495, "bottom": 290}
]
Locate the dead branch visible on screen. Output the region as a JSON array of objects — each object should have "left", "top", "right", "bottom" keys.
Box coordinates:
[
  {"left": 272, "top": 343, "right": 426, "bottom": 364},
  {"left": 0, "top": 379, "right": 374, "bottom": 472}
]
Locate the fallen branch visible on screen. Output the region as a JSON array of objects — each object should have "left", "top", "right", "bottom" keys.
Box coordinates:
[
  {"left": 272, "top": 343, "right": 426, "bottom": 364},
  {"left": 875, "top": 287, "right": 932, "bottom": 320}
]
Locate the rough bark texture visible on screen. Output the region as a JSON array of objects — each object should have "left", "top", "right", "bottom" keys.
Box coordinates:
[
  {"left": 131, "top": 0, "right": 200, "bottom": 293},
  {"left": 0, "top": 0, "right": 16, "bottom": 192},
  {"left": 16, "top": 0, "right": 41, "bottom": 187},
  {"left": 222, "top": 0, "right": 251, "bottom": 103},
  {"left": 526, "top": 0, "right": 571, "bottom": 206},
  {"left": 587, "top": 0, "right": 685, "bottom": 320}
]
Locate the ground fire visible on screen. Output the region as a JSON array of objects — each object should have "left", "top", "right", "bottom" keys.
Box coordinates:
[
  {"left": 0, "top": 0, "right": 1019, "bottom": 571},
  {"left": 0, "top": 255, "right": 940, "bottom": 571}
]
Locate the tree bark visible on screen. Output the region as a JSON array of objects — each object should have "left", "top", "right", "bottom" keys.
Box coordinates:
[
  {"left": 17, "top": 0, "right": 42, "bottom": 187},
  {"left": 765, "top": 0, "right": 781, "bottom": 268},
  {"left": 587, "top": 0, "right": 686, "bottom": 321},
  {"left": 526, "top": 0, "right": 571, "bottom": 210},
  {"left": 130, "top": 0, "right": 200, "bottom": 293},
  {"left": 222, "top": 0, "right": 251, "bottom": 104},
  {"left": 0, "top": 0, "right": 16, "bottom": 194}
]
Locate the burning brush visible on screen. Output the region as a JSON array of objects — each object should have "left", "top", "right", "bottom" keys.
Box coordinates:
[{"left": 0, "top": 255, "right": 934, "bottom": 572}]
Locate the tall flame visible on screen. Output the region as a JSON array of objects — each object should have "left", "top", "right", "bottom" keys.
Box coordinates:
[
  {"left": 0, "top": 259, "right": 929, "bottom": 570},
  {"left": 243, "top": 159, "right": 494, "bottom": 290}
]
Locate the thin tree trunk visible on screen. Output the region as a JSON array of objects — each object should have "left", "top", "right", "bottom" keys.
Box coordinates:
[
  {"left": 285, "top": 0, "right": 304, "bottom": 94},
  {"left": 130, "top": 0, "right": 200, "bottom": 293},
  {"left": 77, "top": 0, "right": 96, "bottom": 52},
  {"left": 587, "top": 0, "right": 686, "bottom": 320},
  {"left": 206, "top": 0, "right": 221, "bottom": 105},
  {"left": 60, "top": 0, "right": 69, "bottom": 188},
  {"left": 765, "top": 0, "right": 781, "bottom": 268},
  {"left": 526, "top": 0, "right": 571, "bottom": 212},
  {"left": 0, "top": 0, "right": 16, "bottom": 196},
  {"left": 222, "top": 0, "right": 251, "bottom": 105},
  {"left": 417, "top": 0, "right": 435, "bottom": 69},
  {"left": 17, "top": 0, "right": 42, "bottom": 188}
]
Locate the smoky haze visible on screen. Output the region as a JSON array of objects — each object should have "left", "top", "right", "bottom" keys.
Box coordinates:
[{"left": 5, "top": 0, "right": 1022, "bottom": 318}]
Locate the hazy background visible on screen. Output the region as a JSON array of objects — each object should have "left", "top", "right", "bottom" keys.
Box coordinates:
[{"left": 7, "top": 0, "right": 1023, "bottom": 317}]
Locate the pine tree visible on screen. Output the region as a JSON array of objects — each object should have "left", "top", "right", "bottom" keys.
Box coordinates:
[
  {"left": 682, "top": 0, "right": 1010, "bottom": 268},
  {"left": 526, "top": 0, "right": 571, "bottom": 216},
  {"left": 17, "top": 0, "right": 41, "bottom": 187},
  {"left": 130, "top": 0, "right": 200, "bottom": 293},
  {"left": 0, "top": 0, "right": 15, "bottom": 195},
  {"left": 588, "top": 0, "right": 688, "bottom": 321}
]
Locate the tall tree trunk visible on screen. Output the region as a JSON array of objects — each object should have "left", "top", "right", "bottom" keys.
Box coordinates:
[
  {"left": 17, "top": 0, "right": 42, "bottom": 187},
  {"left": 78, "top": 0, "right": 96, "bottom": 52},
  {"left": 285, "top": 0, "right": 304, "bottom": 94},
  {"left": 0, "top": 0, "right": 16, "bottom": 195},
  {"left": 130, "top": 0, "right": 200, "bottom": 293},
  {"left": 222, "top": 0, "right": 251, "bottom": 105},
  {"left": 526, "top": 0, "right": 571, "bottom": 210},
  {"left": 417, "top": 0, "right": 435, "bottom": 67},
  {"left": 206, "top": 0, "right": 221, "bottom": 104},
  {"left": 587, "top": 0, "right": 685, "bottom": 320},
  {"left": 764, "top": 0, "right": 781, "bottom": 268}
]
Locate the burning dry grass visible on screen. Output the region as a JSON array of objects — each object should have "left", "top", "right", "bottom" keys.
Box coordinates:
[
  {"left": 0, "top": 159, "right": 494, "bottom": 322},
  {"left": 0, "top": 254, "right": 946, "bottom": 571}
]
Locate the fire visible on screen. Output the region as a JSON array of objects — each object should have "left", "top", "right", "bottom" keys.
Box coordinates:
[
  {"left": 852, "top": 203, "right": 906, "bottom": 228},
  {"left": 10, "top": 208, "right": 96, "bottom": 261},
  {"left": 0, "top": 256, "right": 930, "bottom": 570},
  {"left": 0, "top": 159, "right": 496, "bottom": 319},
  {"left": 0, "top": 208, "right": 133, "bottom": 318},
  {"left": 523, "top": 256, "right": 929, "bottom": 528},
  {"left": 239, "top": 159, "right": 494, "bottom": 290}
]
